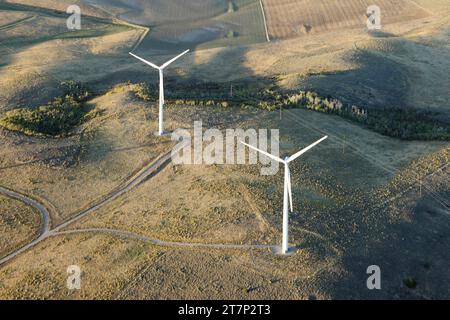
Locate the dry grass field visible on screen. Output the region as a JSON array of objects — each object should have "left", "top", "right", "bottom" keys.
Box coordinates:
[
  {"left": 5, "top": 0, "right": 110, "bottom": 18},
  {"left": 0, "top": 0, "right": 448, "bottom": 300},
  {"left": 0, "top": 90, "right": 447, "bottom": 298},
  {"left": 0, "top": 194, "right": 41, "bottom": 258},
  {"left": 0, "top": 1, "right": 143, "bottom": 109},
  {"left": 0, "top": 10, "right": 30, "bottom": 27},
  {"left": 86, "top": 0, "right": 231, "bottom": 24},
  {"left": 64, "top": 96, "right": 446, "bottom": 243},
  {"left": 263, "top": 0, "right": 430, "bottom": 39},
  {"left": 128, "top": 0, "right": 267, "bottom": 53},
  {"left": 145, "top": 0, "right": 266, "bottom": 51},
  {"left": 0, "top": 85, "right": 174, "bottom": 224},
  {"left": 0, "top": 232, "right": 339, "bottom": 300}
]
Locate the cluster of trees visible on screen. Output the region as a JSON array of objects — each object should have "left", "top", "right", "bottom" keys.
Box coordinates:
[
  {"left": 128, "top": 80, "right": 450, "bottom": 142},
  {"left": 283, "top": 91, "right": 368, "bottom": 121},
  {"left": 0, "top": 81, "right": 93, "bottom": 137},
  {"left": 60, "top": 80, "right": 91, "bottom": 102},
  {"left": 259, "top": 89, "right": 449, "bottom": 141},
  {"left": 131, "top": 82, "right": 231, "bottom": 107},
  {"left": 366, "top": 108, "right": 449, "bottom": 141},
  {"left": 173, "top": 99, "right": 230, "bottom": 108}
]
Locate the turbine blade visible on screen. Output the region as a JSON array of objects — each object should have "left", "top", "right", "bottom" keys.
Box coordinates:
[
  {"left": 240, "top": 141, "right": 284, "bottom": 163},
  {"left": 287, "top": 166, "right": 293, "bottom": 212},
  {"left": 129, "top": 52, "right": 161, "bottom": 70},
  {"left": 160, "top": 49, "right": 190, "bottom": 69},
  {"left": 287, "top": 136, "right": 328, "bottom": 163}
]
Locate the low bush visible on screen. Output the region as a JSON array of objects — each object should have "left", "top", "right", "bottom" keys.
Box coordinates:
[
  {"left": 60, "top": 80, "right": 92, "bottom": 102},
  {"left": 403, "top": 278, "right": 417, "bottom": 289},
  {"left": 0, "top": 81, "right": 95, "bottom": 137},
  {"left": 132, "top": 82, "right": 153, "bottom": 101}
]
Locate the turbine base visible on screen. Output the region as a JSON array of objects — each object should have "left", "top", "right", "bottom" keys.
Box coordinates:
[
  {"left": 272, "top": 245, "right": 297, "bottom": 256},
  {"left": 154, "top": 130, "right": 173, "bottom": 137}
]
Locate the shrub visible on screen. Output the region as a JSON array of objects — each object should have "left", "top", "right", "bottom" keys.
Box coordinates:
[
  {"left": 60, "top": 80, "right": 92, "bottom": 102},
  {"left": 403, "top": 278, "right": 417, "bottom": 289},
  {"left": 0, "top": 81, "right": 95, "bottom": 137},
  {"left": 133, "top": 83, "right": 153, "bottom": 101},
  {"left": 226, "top": 30, "right": 237, "bottom": 38},
  {"left": 0, "top": 97, "right": 87, "bottom": 136}
]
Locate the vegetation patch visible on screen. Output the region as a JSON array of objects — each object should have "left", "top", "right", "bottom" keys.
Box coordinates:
[
  {"left": 272, "top": 90, "right": 449, "bottom": 141},
  {"left": 0, "top": 81, "right": 95, "bottom": 137},
  {"left": 132, "top": 83, "right": 153, "bottom": 101},
  {"left": 403, "top": 277, "right": 417, "bottom": 289},
  {"left": 135, "top": 80, "right": 449, "bottom": 141}
]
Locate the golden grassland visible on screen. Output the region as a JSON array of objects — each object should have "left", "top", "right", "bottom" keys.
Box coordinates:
[
  {"left": 0, "top": 87, "right": 174, "bottom": 224},
  {"left": 0, "top": 195, "right": 41, "bottom": 258},
  {"left": 0, "top": 0, "right": 449, "bottom": 299}
]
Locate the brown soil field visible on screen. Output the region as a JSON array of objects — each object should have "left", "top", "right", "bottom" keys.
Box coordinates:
[{"left": 263, "top": 0, "right": 430, "bottom": 39}]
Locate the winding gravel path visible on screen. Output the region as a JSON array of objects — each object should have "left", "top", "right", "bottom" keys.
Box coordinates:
[
  {"left": 0, "top": 187, "right": 51, "bottom": 265},
  {"left": 0, "top": 141, "right": 183, "bottom": 266},
  {"left": 1, "top": 131, "right": 447, "bottom": 266},
  {"left": 0, "top": 139, "right": 275, "bottom": 266}
]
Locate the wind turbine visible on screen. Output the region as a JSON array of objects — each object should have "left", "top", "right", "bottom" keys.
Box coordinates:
[
  {"left": 241, "top": 136, "right": 328, "bottom": 255},
  {"left": 129, "top": 49, "right": 190, "bottom": 136}
]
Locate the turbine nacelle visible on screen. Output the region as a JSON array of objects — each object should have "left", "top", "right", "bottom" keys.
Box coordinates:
[
  {"left": 129, "top": 49, "right": 190, "bottom": 71},
  {"left": 129, "top": 50, "right": 190, "bottom": 135}
]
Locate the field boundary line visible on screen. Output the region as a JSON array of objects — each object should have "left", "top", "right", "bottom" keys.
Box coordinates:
[
  {"left": 0, "top": 15, "right": 35, "bottom": 31},
  {"left": 259, "top": 0, "right": 270, "bottom": 42},
  {"left": 84, "top": 2, "right": 150, "bottom": 52},
  {"left": 406, "top": 0, "right": 435, "bottom": 16},
  {"left": 0, "top": 1, "right": 114, "bottom": 24}
]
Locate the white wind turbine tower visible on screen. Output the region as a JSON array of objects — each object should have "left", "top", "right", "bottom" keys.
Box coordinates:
[
  {"left": 241, "top": 136, "right": 328, "bottom": 255},
  {"left": 129, "top": 50, "right": 190, "bottom": 136}
]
